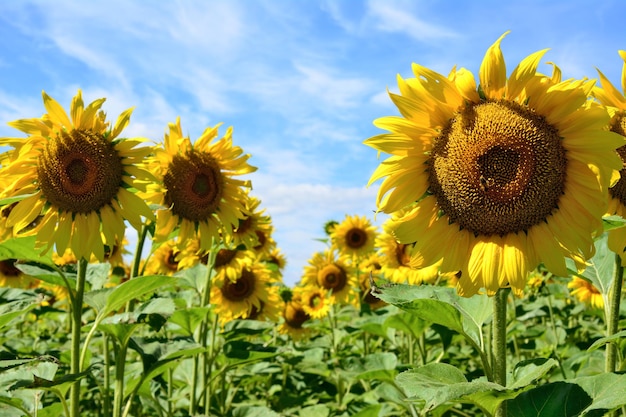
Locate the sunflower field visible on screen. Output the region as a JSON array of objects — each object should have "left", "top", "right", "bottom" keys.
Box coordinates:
[{"left": 2, "top": 33, "right": 626, "bottom": 417}]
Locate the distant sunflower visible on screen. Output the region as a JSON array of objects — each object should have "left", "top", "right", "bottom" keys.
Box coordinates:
[
  {"left": 298, "top": 286, "right": 334, "bottom": 319},
  {"left": 568, "top": 277, "right": 604, "bottom": 309},
  {"left": 146, "top": 117, "right": 256, "bottom": 252},
  {"left": 0, "top": 90, "right": 154, "bottom": 261},
  {"left": 246, "top": 282, "right": 282, "bottom": 322},
  {"left": 278, "top": 295, "right": 311, "bottom": 340},
  {"left": 210, "top": 263, "right": 274, "bottom": 324},
  {"left": 593, "top": 50, "right": 626, "bottom": 262},
  {"left": 0, "top": 259, "right": 38, "bottom": 289},
  {"left": 331, "top": 214, "right": 377, "bottom": 259},
  {"left": 301, "top": 249, "right": 357, "bottom": 306},
  {"left": 212, "top": 247, "right": 255, "bottom": 282},
  {"left": 144, "top": 240, "right": 181, "bottom": 276},
  {"left": 365, "top": 32, "right": 624, "bottom": 296},
  {"left": 376, "top": 224, "right": 440, "bottom": 285},
  {"left": 230, "top": 193, "right": 272, "bottom": 250}
]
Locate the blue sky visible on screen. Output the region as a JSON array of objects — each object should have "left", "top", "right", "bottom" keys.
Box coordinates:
[{"left": 1, "top": 0, "right": 625, "bottom": 286}]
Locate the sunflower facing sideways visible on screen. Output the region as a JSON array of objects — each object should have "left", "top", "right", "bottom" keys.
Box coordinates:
[
  {"left": 365, "top": 32, "right": 624, "bottom": 297},
  {"left": 0, "top": 90, "right": 155, "bottom": 261},
  {"left": 145, "top": 117, "right": 256, "bottom": 252},
  {"left": 593, "top": 50, "right": 626, "bottom": 262}
]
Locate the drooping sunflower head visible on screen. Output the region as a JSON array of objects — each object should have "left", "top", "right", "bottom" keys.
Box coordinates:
[
  {"left": 365, "top": 32, "right": 624, "bottom": 297},
  {"left": 147, "top": 117, "right": 257, "bottom": 252},
  {"left": 330, "top": 214, "right": 378, "bottom": 259},
  {"left": 278, "top": 294, "right": 312, "bottom": 340},
  {"left": 229, "top": 193, "right": 272, "bottom": 250},
  {"left": 0, "top": 90, "right": 155, "bottom": 261},
  {"left": 567, "top": 276, "right": 604, "bottom": 310},
  {"left": 211, "top": 262, "right": 274, "bottom": 325}
]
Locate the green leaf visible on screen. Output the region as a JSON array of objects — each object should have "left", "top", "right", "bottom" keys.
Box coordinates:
[
  {"left": 223, "top": 340, "right": 278, "bottom": 367},
  {"left": 232, "top": 405, "right": 280, "bottom": 417},
  {"left": 168, "top": 307, "right": 210, "bottom": 336},
  {"left": 396, "top": 363, "right": 504, "bottom": 412},
  {"left": 506, "top": 382, "right": 592, "bottom": 417},
  {"left": 385, "top": 311, "right": 428, "bottom": 339},
  {"left": 15, "top": 262, "right": 75, "bottom": 289},
  {"left": 0, "top": 298, "right": 38, "bottom": 331},
  {"left": 222, "top": 319, "right": 274, "bottom": 340},
  {"left": 587, "top": 330, "right": 626, "bottom": 352},
  {"left": 510, "top": 358, "right": 558, "bottom": 389},
  {"left": 602, "top": 215, "right": 626, "bottom": 231},
  {"left": 0, "top": 236, "right": 54, "bottom": 266},
  {"left": 101, "top": 275, "right": 177, "bottom": 316},
  {"left": 351, "top": 404, "right": 382, "bottom": 417},
  {"left": 578, "top": 233, "right": 614, "bottom": 300},
  {"left": 343, "top": 352, "right": 398, "bottom": 383},
  {"left": 576, "top": 372, "right": 626, "bottom": 415}
]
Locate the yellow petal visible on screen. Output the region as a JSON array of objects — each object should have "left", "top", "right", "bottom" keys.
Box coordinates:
[
  {"left": 507, "top": 48, "right": 549, "bottom": 100},
  {"left": 42, "top": 91, "right": 72, "bottom": 129},
  {"left": 479, "top": 31, "right": 509, "bottom": 99},
  {"left": 6, "top": 193, "right": 43, "bottom": 231},
  {"left": 111, "top": 107, "right": 134, "bottom": 139}
]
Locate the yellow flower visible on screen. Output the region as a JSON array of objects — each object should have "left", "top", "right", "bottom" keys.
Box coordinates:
[
  {"left": 593, "top": 50, "right": 626, "bottom": 263},
  {"left": 301, "top": 249, "right": 358, "bottom": 306},
  {"left": 330, "top": 214, "right": 378, "bottom": 259},
  {"left": 0, "top": 90, "right": 155, "bottom": 261},
  {"left": 297, "top": 285, "right": 334, "bottom": 319},
  {"left": 278, "top": 294, "right": 311, "bottom": 340},
  {"left": 0, "top": 259, "right": 38, "bottom": 289},
  {"left": 230, "top": 193, "right": 273, "bottom": 250},
  {"left": 210, "top": 262, "right": 276, "bottom": 324},
  {"left": 146, "top": 117, "right": 256, "bottom": 252},
  {"left": 144, "top": 240, "right": 181, "bottom": 276},
  {"left": 568, "top": 277, "right": 604, "bottom": 309},
  {"left": 365, "top": 32, "right": 624, "bottom": 297}
]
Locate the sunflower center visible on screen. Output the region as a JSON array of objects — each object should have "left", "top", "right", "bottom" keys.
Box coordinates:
[
  {"left": 38, "top": 129, "right": 124, "bottom": 214},
  {"left": 0, "top": 259, "right": 21, "bottom": 277},
  {"left": 221, "top": 267, "right": 255, "bottom": 301},
  {"left": 214, "top": 248, "right": 237, "bottom": 268},
  {"left": 608, "top": 113, "right": 626, "bottom": 206},
  {"left": 395, "top": 243, "right": 411, "bottom": 266},
  {"left": 309, "top": 293, "right": 323, "bottom": 309},
  {"left": 317, "top": 264, "right": 347, "bottom": 291},
  {"left": 166, "top": 249, "right": 179, "bottom": 272},
  {"left": 429, "top": 100, "right": 566, "bottom": 236},
  {"left": 346, "top": 227, "right": 367, "bottom": 249},
  {"left": 164, "top": 151, "right": 224, "bottom": 222}
]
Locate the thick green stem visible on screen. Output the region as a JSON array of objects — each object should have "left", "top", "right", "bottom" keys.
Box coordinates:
[
  {"left": 70, "top": 258, "right": 87, "bottom": 417},
  {"left": 606, "top": 254, "right": 624, "bottom": 373},
  {"left": 492, "top": 288, "right": 509, "bottom": 417},
  {"left": 113, "top": 343, "right": 128, "bottom": 417}
]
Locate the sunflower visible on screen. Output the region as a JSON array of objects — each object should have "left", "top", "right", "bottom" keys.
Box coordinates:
[
  {"left": 145, "top": 117, "right": 256, "bottom": 252},
  {"left": 0, "top": 259, "right": 38, "bottom": 289},
  {"left": 144, "top": 240, "right": 181, "bottom": 276},
  {"left": 365, "top": 32, "right": 624, "bottom": 297},
  {"left": 376, "top": 222, "right": 440, "bottom": 285},
  {"left": 210, "top": 262, "right": 275, "bottom": 324},
  {"left": 356, "top": 260, "right": 387, "bottom": 310},
  {"left": 297, "top": 285, "right": 334, "bottom": 319},
  {"left": 593, "top": 51, "right": 626, "bottom": 262},
  {"left": 301, "top": 249, "right": 358, "bottom": 306},
  {"left": 278, "top": 294, "right": 312, "bottom": 340},
  {"left": 330, "top": 214, "right": 378, "bottom": 260},
  {"left": 0, "top": 90, "right": 154, "bottom": 261},
  {"left": 245, "top": 282, "right": 282, "bottom": 322},
  {"left": 568, "top": 277, "right": 604, "bottom": 309},
  {"left": 230, "top": 193, "right": 272, "bottom": 250}
]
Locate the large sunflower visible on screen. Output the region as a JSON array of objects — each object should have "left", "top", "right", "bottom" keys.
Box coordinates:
[
  {"left": 593, "top": 50, "right": 626, "bottom": 262},
  {"left": 146, "top": 117, "right": 256, "bottom": 252},
  {"left": 0, "top": 90, "right": 154, "bottom": 261},
  {"left": 330, "top": 214, "right": 378, "bottom": 259},
  {"left": 365, "top": 33, "right": 624, "bottom": 296}
]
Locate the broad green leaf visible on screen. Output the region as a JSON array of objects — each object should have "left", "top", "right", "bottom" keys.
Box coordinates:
[
  {"left": 506, "top": 381, "right": 591, "bottom": 417},
  {"left": 397, "top": 363, "right": 504, "bottom": 412},
  {"left": 602, "top": 215, "right": 626, "bottom": 231},
  {"left": 222, "top": 319, "right": 274, "bottom": 340},
  {"left": 223, "top": 340, "right": 278, "bottom": 367},
  {"left": 298, "top": 404, "right": 330, "bottom": 417},
  {"left": 98, "top": 322, "right": 139, "bottom": 346},
  {"left": 168, "top": 307, "right": 210, "bottom": 336},
  {"left": 343, "top": 352, "right": 398, "bottom": 383},
  {"left": 0, "top": 298, "right": 38, "bottom": 331},
  {"left": 351, "top": 404, "right": 382, "bottom": 417},
  {"left": 232, "top": 405, "right": 280, "bottom": 417},
  {"left": 101, "top": 274, "right": 177, "bottom": 316},
  {"left": 0, "top": 236, "right": 54, "bottom": 266},
  {"left": 385, "top": 311, "right": 428, "bottom": 339},
  {"left": 85, "top": 263, "right": 110, "bottom": 290},
  {"left": 576, "top": 372, "right": 626, "bottom": 415},
  {"left": 15, "top": 262, "right": 75, "bottom": 289},
  {"left": 510, "top": 358, "right": 558, "bottom": 389}
]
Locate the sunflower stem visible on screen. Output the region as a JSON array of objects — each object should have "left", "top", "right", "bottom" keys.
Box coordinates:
[
  {"left": 492, "top": 287, "right": 509, "bottom": 417},
  {"left": 606, "top": 253, "right": 624, "bottom": 373},
  {"left": 69, "top": 257, "right": 87, "bottom": 417},
  {"left": 126, "top": 224, "right": 150, "bottom": 312}
]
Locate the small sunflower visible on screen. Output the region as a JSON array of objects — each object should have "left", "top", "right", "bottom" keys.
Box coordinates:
[
  {"left": 230, "top": 193, "right": 272, "bottom": 250},
  {"left": 568, "top": 276, "right": 604, "bottom": 309},
  {"left": 278, "top": 294, "right": 312, "bottom": 340},
  {"left": 145, "top": 117, "right": 256, "bottom": 252},
  {"left": 330, "top": 214, "right": 377, "bottom": 260},
  {"left": 301, "top": 249, "right": 357, "bottom": 306},
  {"left": 210, "top": 262, "right": 275, "bottom": 324},
  {"left": 376, "top": 223, "right": 440, "bottom": 285},
  {"left": 297, "top": 286, "right": 334, "bottom": 319},
  {"left": 0, "top": 90, "right": 155, "bottom": 261},
  {"left": 365, "top": 32, "right": 624, "bottom": 296},
  {"left": 144, "top": 240, "right": 181, "bottom": 276},
  {"left": 593, "top": 50, "right": 626, "bottom": 262},
  {"left": 0, "top": 259, "right": 38, "bottom": 289}
]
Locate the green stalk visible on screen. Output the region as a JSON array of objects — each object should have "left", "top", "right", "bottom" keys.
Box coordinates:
[
  {"left": 112, "top": 343, "right": 128, "bottom": 417},
  {"left": 70, "top": 258, "right": 87, "bottom": 417},
  {"left": 492, "top": 287, "right": 509, "bottom": 417},
  {"left": 103, "top": 336, "right": 111, "bottom": 417},
  {"left": 606, "top": 253, "right": 624, "bottom": 373}
]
